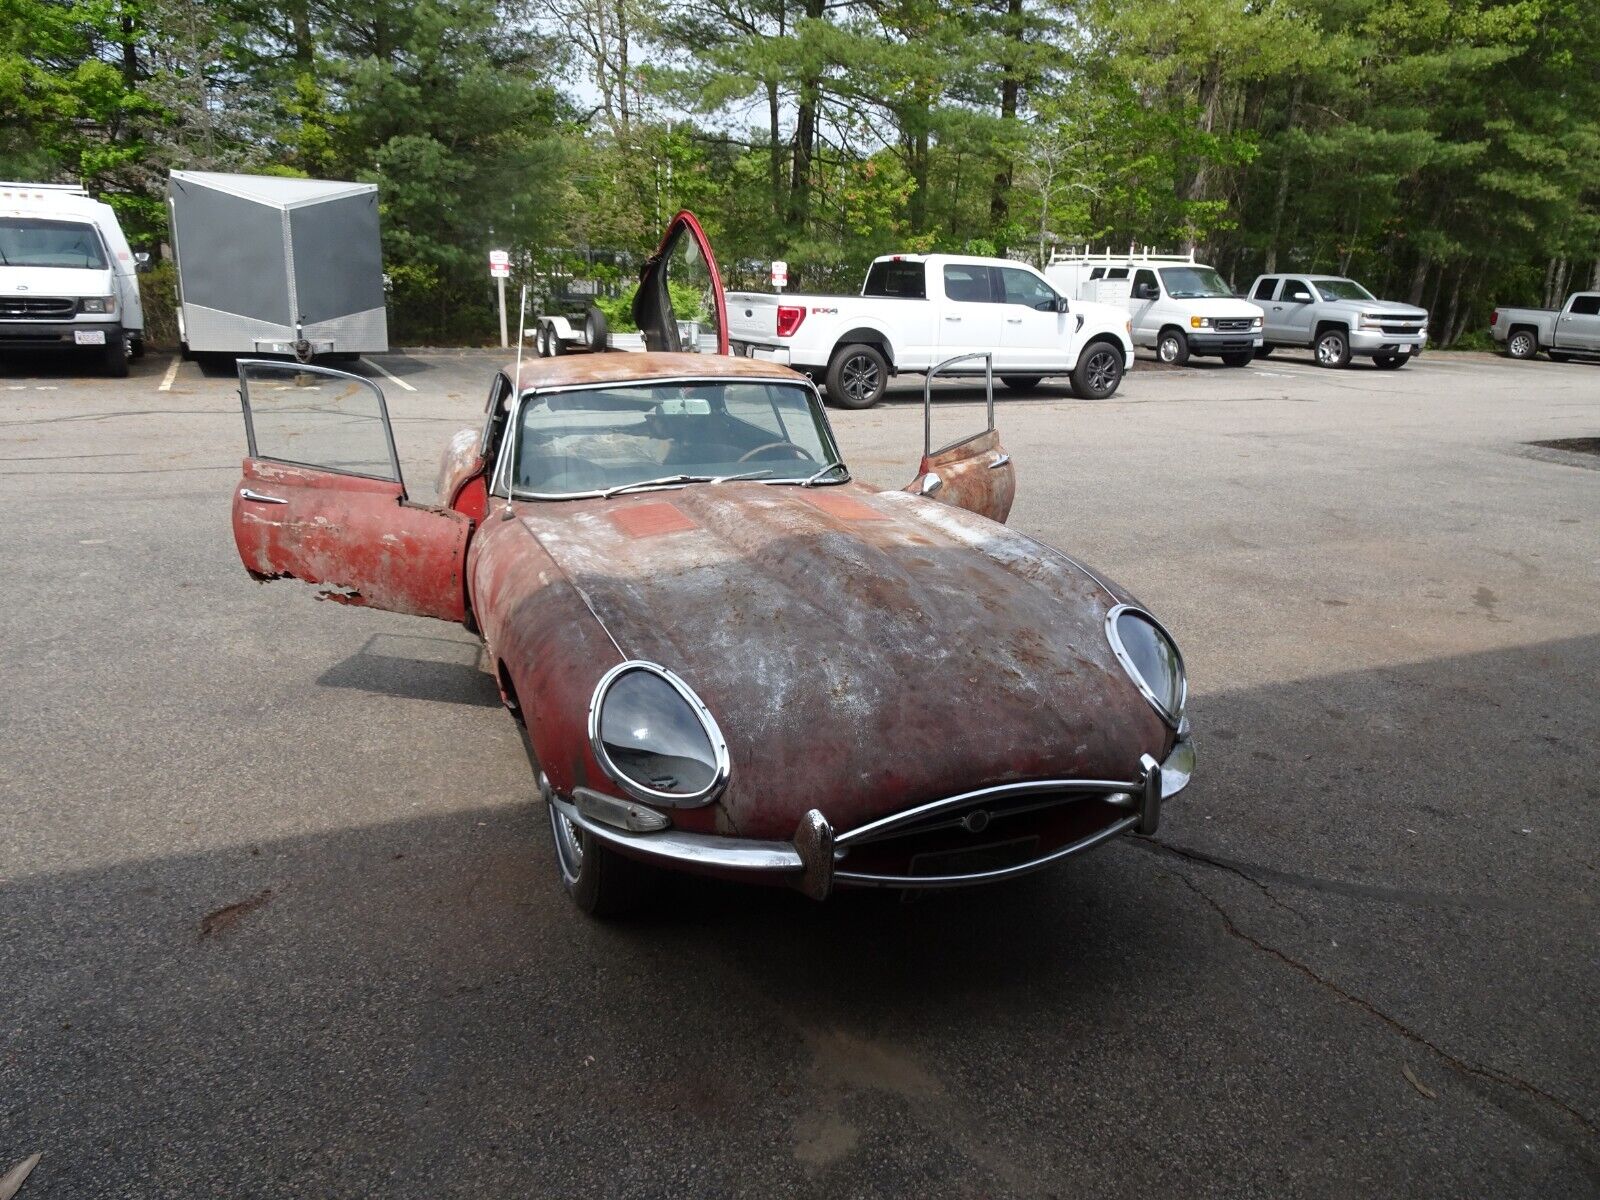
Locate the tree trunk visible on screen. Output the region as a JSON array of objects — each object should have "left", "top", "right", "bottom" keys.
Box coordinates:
[
  {"left": 1263, "top": 78, "right": 1302, "bottom": 274},
  {"left": 1440, "top": 267, "right": 1464, "bottom": 347},
  {"left": 908, "top": 124, "right": 930, "bottom": 234},
  {"left": 987, "top": 0, "right": 1024, "bottom": 248},
  {"left": 288, "top": 0, "right": 314, "bottom": 66},
  {"left": 1541, "top": 256, "right": 1558, "bottom": 308},
  {"left": 767, "top": 80, "right": 783, "bottom": 230},
  {"left": 1407, "top": 254, "right": 1431, "bottom": 307},
  {"left": 787, "top": 0, "right": 825, "bottom": 232}
]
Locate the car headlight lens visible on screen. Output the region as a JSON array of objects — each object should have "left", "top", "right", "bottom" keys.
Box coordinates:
[
  {"left": 1251, "top": 316, "right": 1263, "bottom": 329},
  {"left": 1189, "top": 316, "right": 1209, "bottom": 329},
  {"left": 80, "top": 296, "right": 114, "bottom": 314},
  {"left": 1106, "top": 605, "right": 1186, "bottom": 728},
  {"left": 588, "top": 662, "right": 728, "bottom": 806}
]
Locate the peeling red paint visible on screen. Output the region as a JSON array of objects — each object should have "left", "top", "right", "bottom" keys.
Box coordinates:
[{"left": 610, "top": 501, "right": 697, "bottom": 539}]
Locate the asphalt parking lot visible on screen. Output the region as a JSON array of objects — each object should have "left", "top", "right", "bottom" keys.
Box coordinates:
[{"left": 2, "top": 345, "right": 1597, "bottom": 1197}]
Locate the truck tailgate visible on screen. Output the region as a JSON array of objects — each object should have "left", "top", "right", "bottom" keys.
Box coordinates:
[{"left": 727, "top": 292, "right": 780, "bottom": 344}]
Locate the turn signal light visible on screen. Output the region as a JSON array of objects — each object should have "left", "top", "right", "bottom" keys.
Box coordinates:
[{"left": 776, "top": 305, "right": 806, "bottom": 338}]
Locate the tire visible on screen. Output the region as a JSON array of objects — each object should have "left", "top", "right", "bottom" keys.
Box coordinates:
[
  {"left": 129, "top": 336, "right": 146, "bottom": 360},
  {"left": 825, "top": 343, "right": 888, "bottom": 409},
  {"left": 1000, "top": 375, "right": 1044, "bottom": 392},
  {"left": 548, "top": 799, "right": 657, "bottom": 917},
  {"left": 1254, "top": 345, "right": 1273, "bottom": 359},
  {"left": 548, "top": 324, "right": 566, "bottom": 356},
  {"left": 1221, "top": 352, "right": 1252, "bottom": 367},
  {"left": 101, "top": 331, "right": 129, "bottom": 378},
  {"left": 1071, "top": 340, "right": 1124, "bottom": 399},
  {"left": 1506, "top": 330, "right": 1538, "bottom": 360},
  {"left": 534, "top": 324, "right": 549, "bottom": 357},
  {"left": 1314, "top": 327, "right": 1351, "bottom": 368},
  {"left": 584, "top": 306, "right": 610, "bottom": 353},
  {"left": 1373, "top": 354, "right": 1406, "bottom": 370},
  {"left": 1156, "top": 328, "right": 1189, "bottom": 365}
]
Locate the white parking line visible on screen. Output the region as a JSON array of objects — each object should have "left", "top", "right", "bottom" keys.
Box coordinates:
[
  {"left": 364, "top": 356, "right": 417, "bottom": 393},
  {"left": 158, "top": 356, "right": 181, "bottom": 392}
]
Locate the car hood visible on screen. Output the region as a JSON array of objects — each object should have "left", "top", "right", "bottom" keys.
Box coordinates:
[
  {"left": 518, "top": 484, "right": 1171, "bottom": 838},
  {"left": 1176, "top": 298, "right": 1262, "bottom": 319},
  {"left": 0, "top": 265, "right": 115, "bottom": 297},
  {"left": 1319, "top": 297, "right": 1428, "bottom": 319}
]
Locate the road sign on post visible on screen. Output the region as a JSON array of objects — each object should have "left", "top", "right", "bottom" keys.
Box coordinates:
[
  {"left": 490, "top": 250, "right": 511, "bottom": 347},
  {"left": 771, "top": 259, "right": 788, "bottom": 292}
]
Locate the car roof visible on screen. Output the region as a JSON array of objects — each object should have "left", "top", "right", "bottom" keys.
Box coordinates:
[{"left": 505, "top": 351, "right": 810, "bottom": 393}]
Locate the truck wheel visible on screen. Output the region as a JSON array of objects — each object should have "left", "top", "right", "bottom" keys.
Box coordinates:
[
  {"left": 1000, "top": 375, "right": 1043, "bottom": 392},
  {"left": 826, "top": 344, "right": 888, "bottom": 409},
  {"left": 1373, "top": 355, "right": 1406, "bottom": 370},
  {"left": 548, "top": 325, "right": 566, "bottom": 356},
  {"left": 1071, "top": 341, "right": 1124, "bottom": 399},
  {"left": 1156, "top": 329, "right": 1189, "bottom": 365},
  {"left": 1315, "top": 328, "right": 1351, "bottom": 368},
  {"left": 1221, "top": 352, "right": 1252, "bottom": 367},
  {"left": 585, "top": 307, "right": 610, "bottom": 353},
  {"left": 101, "top": 332, "right": 130, "bottom": 378},
  {"left": 1505, "top": 330, "right": 1538, "bottom": 359},
  {"left": 1254, "top": 346, "right": 1273, "bottom": 359}
]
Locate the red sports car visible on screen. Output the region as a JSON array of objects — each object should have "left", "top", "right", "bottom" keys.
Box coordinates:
[{"left": 229, "top": 213, "right": 1193, "bottom": 913}]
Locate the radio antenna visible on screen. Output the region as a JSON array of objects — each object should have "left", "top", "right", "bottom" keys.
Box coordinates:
[{"left": 502, "top": 283, "right": 529, "bottom": 519}]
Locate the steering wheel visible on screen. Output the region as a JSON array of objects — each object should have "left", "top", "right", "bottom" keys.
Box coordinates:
[{"left": 738, "top": 441, "right": 816, "bottom": 463}]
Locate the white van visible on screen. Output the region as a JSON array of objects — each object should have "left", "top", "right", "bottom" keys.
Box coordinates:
[
  {"left": 0, "top": 182, "right": 146, "bottom": 376},
  {"left": 1046, "top": 250, "right": 1263, "bottom": 367}
]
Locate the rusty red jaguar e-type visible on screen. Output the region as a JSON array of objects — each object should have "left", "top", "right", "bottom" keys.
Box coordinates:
[{"left": 228, "top": 213, "right": 1193, "bottom": 913}]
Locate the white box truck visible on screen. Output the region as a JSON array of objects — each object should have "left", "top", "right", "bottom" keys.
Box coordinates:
[
  {"left": 1046, "top": 250, "right": 1263, "bottom": 367},
  {"left": 0, "top": 182, "right": 146, "bottom": 377},
  {"left": 168, "top": 171, "right": 388, "bottom": 362}
]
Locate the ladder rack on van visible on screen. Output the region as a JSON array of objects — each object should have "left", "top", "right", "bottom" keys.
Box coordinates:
[
  {"left": 1047, "top": 247, "right": 1197, "bottom": 266},
  {"left": 0, "top": 182, "right": 90, "bottom": 201}
]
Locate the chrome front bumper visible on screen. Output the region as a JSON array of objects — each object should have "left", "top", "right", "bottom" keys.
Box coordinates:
[{"left": 548, "top": 738, "right": 1195, "bottom": 900}]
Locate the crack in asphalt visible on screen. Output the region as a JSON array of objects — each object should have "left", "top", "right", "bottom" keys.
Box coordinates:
[
  {"left": 1166, "top": 865, "right": 1599, "bottom": 1146},
  {"left": 1133, "top": 838, "right": 1311, "bottom": 922}
]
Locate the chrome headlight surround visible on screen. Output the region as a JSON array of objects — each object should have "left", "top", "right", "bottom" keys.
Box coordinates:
[
  {"left": 587, "top": 660, "right": 730, "bottom": 808},
  {"left": 1105, "top": 604, "right": 1187, "bottom": 729}
]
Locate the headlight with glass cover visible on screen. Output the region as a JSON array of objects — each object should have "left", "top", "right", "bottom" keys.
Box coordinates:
[
  {"left": 1105, "top": 604, "right": 1187, "bottom": 729},
  {"left": 587, "top": 661, "right": 729, "bottom": 807},
  {"left": 79, "top": 296, "right": 116, "bottom": 314}
]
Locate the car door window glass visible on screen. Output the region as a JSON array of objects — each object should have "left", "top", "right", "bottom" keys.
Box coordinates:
[
  {"left": 1569, "top": 295, "right": 1600, "bottom": 316},
  {"left": 943, "top": 264, "right": 996, "bottom": 304},
  {"left": 1253, "top": 277, "right": 1279, "bottom": 301},
  {"left": 1133, "top": 269, "right": 1160, "bottom": 300},
  {"left": 240, "top": 361, "right": 399, "bottom": 481},
  {"left": 1283, "top": 280, "right": 1314, "bottom": 303},
  {"left": 998, "top": 267, "right": 1058, "bottom": 310}
]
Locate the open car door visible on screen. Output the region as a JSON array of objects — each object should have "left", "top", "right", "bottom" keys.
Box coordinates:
[
  {"left": 631, "top": 210, "right": 729, "bottom": 355},
  {"left": 231, "top": 360, "right": 471, "bottom": 621},
  {"left": 903, "top": 353, "right": 1016, "bottom": 524}
]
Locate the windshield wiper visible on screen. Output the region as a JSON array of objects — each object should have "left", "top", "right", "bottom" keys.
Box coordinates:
[
  {"left": 711, "top": 469, "right": 772, "bottom": 484},
  {"left": 598, "top": 474, "right": 705, "bottom": 498},
  {"left": 767, "top": 461, "right": 848, "bottom": 487}
]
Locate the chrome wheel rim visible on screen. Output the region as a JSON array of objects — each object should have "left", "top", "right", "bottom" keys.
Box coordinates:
[
  {"left": 1510, "top": 333, "right": 1532, "bottom": 357},
  {"left": 841, "top": 354, "right": 880, "bottom": 401},
  {"left": 1086, "top": 349, "right": 1119, "bottom": 393},
  {"left": 549, "top": 804, "right": 584, "bottom": 884},
  {"left": 1159, "top": 337, "right": 1179, "bottom": 362},
  {"left": 1317, "top": 335, "right": 1343, "bottom": 365}
]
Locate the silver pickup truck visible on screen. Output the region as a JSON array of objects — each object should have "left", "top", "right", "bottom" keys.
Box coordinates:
[
  {"left": 1246, "top": 274, "right": 1429, "bottom": 368},
  {"left": 1490, "top": 292, "right": 1600, "bottom": 361}
]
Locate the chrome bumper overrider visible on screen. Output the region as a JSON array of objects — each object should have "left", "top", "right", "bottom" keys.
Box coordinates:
[{"left": 549, "top": 738, "right": 1195, "bottom": 901}]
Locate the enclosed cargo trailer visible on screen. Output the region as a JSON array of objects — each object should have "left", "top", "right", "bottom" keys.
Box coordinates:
[{"left": 168, "top": 171, "right": 387, "bottom": 361}]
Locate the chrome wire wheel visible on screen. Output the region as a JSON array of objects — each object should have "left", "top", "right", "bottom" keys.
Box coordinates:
[
  {"left": 841, "top": 353, "right": 880, "bottom": 402},
  {"left": 549, "top": 804, "right": 585, "bottom": 885},
  {"left": 1085, "top": 348, "right": 1118, "bottom": 392}
]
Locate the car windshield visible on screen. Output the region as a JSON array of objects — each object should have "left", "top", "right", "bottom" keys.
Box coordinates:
[
  {"left": 504, "top": 380, "right": 846, "bottom": 498},
  {"left": 0, "top": 218, "right": 108, "bottom": 269},
  {"left": 1314, "top": 278, "right": 1375, "bottom": 302},
  {"left": 1159, "top": 266, "right": 1232, "bottom": 299}
]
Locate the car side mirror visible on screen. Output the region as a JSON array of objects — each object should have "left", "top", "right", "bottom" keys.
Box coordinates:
[
  {"left": 1056, "top": 296, "right": 1070, "bottom": 313},
  {"left": 134, "top": 251, "right": 150, "bottom": 273}
]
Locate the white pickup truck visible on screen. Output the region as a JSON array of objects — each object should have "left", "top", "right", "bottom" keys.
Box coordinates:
[{"left": 727, "top": 254, "right": 1134, "bottom": 407}]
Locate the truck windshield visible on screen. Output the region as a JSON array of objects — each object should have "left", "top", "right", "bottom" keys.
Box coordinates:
[
  {"left": 0, "top": 218, "right": 108, "bottom": 269},
  {"left": 1314, "top": 278, "right": 1375, "bottom": 302},
  {"left": 1158, "top": 266, "right": 1232, "bottom": 299},
  {"left": 504, "top": 380, "right": 846, "bottom": 499}
]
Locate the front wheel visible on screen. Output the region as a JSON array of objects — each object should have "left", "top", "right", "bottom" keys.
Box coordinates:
[
  {"left": 1373, "top": 354, "right": 1407, "bottom": 370},
  {"left": 1000, "top": 375, "right": 1043, "bottom": 392},
  {"left": 1072, "top": 341, "right": 1124, "bottom": 399},
  {"left": 1254, "top": 345, "right": 1273, "bottom": 359},
  {"left": 1315, "top": 328, "right": 1351, "bottom": 368},
  {"left": 825, "top": 343, "right": 888, "bottom": 409},
  {"left": 1221, "top": 352, "right": 1252, "bottom": 367},
  {"left": 1506, "top": 330, "right": 1538, "bottom": 360},
  {"left": 101, "top": 332, "right": 129, "bottom": 378},
  {"left": 548, "top": 799, "right": 657, "bottom": 917},
  {"left": 1156, "top": 329, "right": 1189, "bottom": 366}
]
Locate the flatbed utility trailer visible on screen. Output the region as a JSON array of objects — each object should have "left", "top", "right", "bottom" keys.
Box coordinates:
[{"left": 168, "top": 170, "right": 388, "bottom": 361}]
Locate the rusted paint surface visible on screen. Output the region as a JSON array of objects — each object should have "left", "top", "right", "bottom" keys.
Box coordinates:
[
  {"left": 501, "top": 349, "right": 809, "bottom": 396},
  {"left": 232, "top": 458, "right": 472, "bottom": 622},
  {"left": 905, "top": 428, "right": 1016, "bottom": 524},
  {"left": 610, "top": 501, "right": 698, "bottom": 539},
  {"left": 497, "top": 481, "right": 1170, "bottom": 841},
  {"left": 434, "top": 426, "right": 484, "bottom": 510}
]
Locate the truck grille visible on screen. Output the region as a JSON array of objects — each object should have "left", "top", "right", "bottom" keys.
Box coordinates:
[
  {"left": 1213, "top": 318, "right": 1254, "bottom": 332},
  {"left": 1380, "top": 322, "right": 1425, "bottom": 335},
  {"left": 0, "top": 297, "right": 77, "bottom": 319}
]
